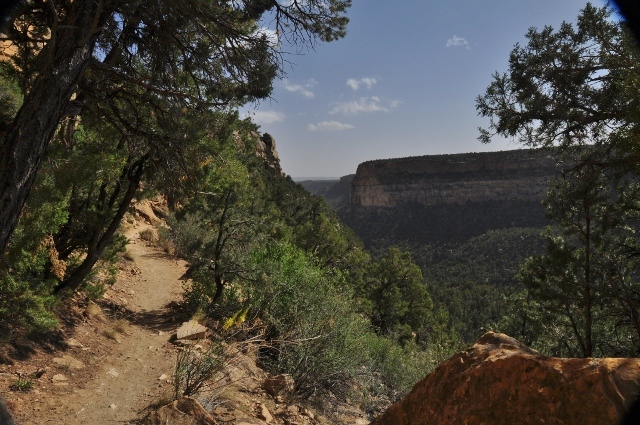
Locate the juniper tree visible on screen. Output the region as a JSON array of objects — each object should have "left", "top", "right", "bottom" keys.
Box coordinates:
[{"left": 0, "top": 0, "right": 351, "bottom": 255}]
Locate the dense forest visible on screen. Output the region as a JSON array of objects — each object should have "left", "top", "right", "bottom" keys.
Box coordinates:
[{"left": 1, "top": 0, "right": 640, "bottom": 417}]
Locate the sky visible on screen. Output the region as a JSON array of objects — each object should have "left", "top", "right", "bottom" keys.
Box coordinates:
[{"left": 242, "top": 0, "right": 611, "bottom": 179}]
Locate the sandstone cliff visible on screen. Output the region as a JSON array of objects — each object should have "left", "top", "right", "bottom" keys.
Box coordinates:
[
  {"left": 370, "top": 332, "right": 640, "bottom": 425},
  {"left": 340, "top": 150, "right": 557, "bottom": 246},
  {"left": 351, "top": 150, "right": 557, "bottom": 208}
]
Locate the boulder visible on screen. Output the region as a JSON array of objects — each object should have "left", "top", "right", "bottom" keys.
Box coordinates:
[
  {"left": 176, "top": 320, "right": 208, "bottom": 341},
  {"left": 142, "top": 397, "right": 217, "bottom": 425},
  {"left": 52, "top": 355, "right": 85, "bottom": 370},
  {"left": 370, "top": 332, "right": 640, "bottom": 425},
  {"left": 263, "top": 374, "right": 294, "bottom": 398}
]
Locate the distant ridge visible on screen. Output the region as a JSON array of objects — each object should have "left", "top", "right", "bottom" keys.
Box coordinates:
[{"left": 338, "top": 149, "right": 557, "bottom": 247}]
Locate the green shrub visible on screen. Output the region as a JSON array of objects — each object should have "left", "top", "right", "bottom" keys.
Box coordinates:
[
  {"left": 10, "top": 378, "right": 34, "bottom": 392},
  {"left": 358, "top": 334, "right": 431, "bottom": 415},
  {"left": 240, "top": 242, "right": 371, "bottom": 399}
]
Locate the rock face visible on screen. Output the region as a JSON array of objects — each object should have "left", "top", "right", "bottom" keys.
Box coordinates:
[
  {"left": 340, "top": 150, "right": 557, "bottom": 246},
  {"left": 370, "top": 332, "right": 640, "bottom": 425},
  {"left": 351, "top": 150, "right": 557, "bottom": 208},
  {"left": 254, "top": 132, "right": 282, "bottom": 175}
]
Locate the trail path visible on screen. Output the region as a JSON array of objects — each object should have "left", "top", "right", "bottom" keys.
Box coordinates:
[{"left": 20, "top": 225, "right": 189, "bottom": 425}]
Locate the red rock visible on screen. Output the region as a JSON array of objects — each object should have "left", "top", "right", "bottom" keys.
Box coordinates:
[{"left": 371, "top": 332, "right": 640, "bottom": 425}]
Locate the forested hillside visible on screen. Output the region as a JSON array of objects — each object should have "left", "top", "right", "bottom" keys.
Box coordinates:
[
  {"left": 305, "top": 4, "right": 640, "bottom": 361},
  {"left": 0, "top": 0, "right": 463, "bottom": 416}
]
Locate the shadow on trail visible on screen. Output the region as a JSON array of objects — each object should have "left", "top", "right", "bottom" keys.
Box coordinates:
[
  {"left": 128, "top": 305, "right": 191, "bottom": 333},
  {"left": 137, "top": 251, "right": 179, "bottom": 261},
  {"left": 97, "top": 299, "right": 191, "bottom": 334}
]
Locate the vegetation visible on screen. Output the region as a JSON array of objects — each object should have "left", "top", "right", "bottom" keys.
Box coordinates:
[
  {"left": 477, "top": 3, "right": 640, "bottom": 357},
  {"left": 3, "top": 0, "right": 640, "bottom": 419}
]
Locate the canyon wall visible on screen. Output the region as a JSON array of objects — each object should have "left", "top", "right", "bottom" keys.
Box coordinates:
[
  {"left": 339, "top": 150, "right": 558, "bottom": 246},
  {"left": 350, "top": 150, "right": 558, "bottom": 208}
]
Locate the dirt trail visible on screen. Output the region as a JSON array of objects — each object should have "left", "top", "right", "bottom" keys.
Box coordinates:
[{"left": 20, "top": 225, "right": 189, "bottom": 425}]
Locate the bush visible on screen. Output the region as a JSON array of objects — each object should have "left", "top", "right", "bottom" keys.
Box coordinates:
[
  {"left": 172, "top": 340, "right": 227, "bottom": 399},
  {"left": 358, "top": 334, "right": 431, "bottom": 416},
  {"left": 240, "top": 242, "right": 371, "bottom": 399}
]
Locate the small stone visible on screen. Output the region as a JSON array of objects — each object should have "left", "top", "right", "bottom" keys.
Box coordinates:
[
  {"left": 14, "top": 338, "right": 37, "bottom": 354},
  {"left": 66, "top": 338, "right": 84, "bottom": 348},
  {"left": 158, "top": 374, "right": 168, "bottom": 381},
  {"left": 52, "top": 374, "right": 67, "bottom": 382},
  {"left": 258, "top": 403, "right": 273, "bottom": 423},
  {"left": 110, "top": 403, "right": 116, "bottom": 409},
  {"left": 53, "top": 355, "right": 85, "bottom": 370},
  {"left": 263, "top": 374, "right": 295, "bottom": 398},
  {"left": 107, "top": 369, "right": 119, "bottom": 378}
]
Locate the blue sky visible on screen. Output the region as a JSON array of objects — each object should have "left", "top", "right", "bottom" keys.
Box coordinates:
[{"left": 243, "top": 0, "right": 610, "bottom": 178}]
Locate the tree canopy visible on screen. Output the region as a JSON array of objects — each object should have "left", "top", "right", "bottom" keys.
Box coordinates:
[
  {"left": 477, "top": 3, "right": 640, "bottom": 357},
  {"left": 0, "top": 0, "right": 351, "bottom": 255}
]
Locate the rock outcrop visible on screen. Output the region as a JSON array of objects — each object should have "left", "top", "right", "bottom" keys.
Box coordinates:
[
  {"left": 254, "top": 132, "right": 282, "bottom": 175},
  {"left": 351, "top": 150, "right": 557, "bottom": 208},
  {"left": 370, "top": 332, "right": 640, "bottom": 425},
  {"left": 340, "top": 150, "right": 558, "bottom": 246}
]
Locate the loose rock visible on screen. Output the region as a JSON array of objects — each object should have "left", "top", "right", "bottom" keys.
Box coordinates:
[
  {"left": 263, "top": 374, "right": 294, "bottom": 398},
  {"left": 52, "top": 355, "right": 85, "bottom": 370},
  {"left": 175, "top": 320, "right": 208, "bottom": 341}
]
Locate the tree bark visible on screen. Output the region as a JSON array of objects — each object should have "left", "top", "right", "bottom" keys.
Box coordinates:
[{"left": 0, "top": 0, "right": 106, "bottom": 255}]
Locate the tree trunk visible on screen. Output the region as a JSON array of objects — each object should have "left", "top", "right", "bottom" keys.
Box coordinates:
[
  {"left": 0, "top": 0, "right": 106, "bottom": 255},
  {"left": 54, "top": 154, "right": 149, "bottom": 294}
]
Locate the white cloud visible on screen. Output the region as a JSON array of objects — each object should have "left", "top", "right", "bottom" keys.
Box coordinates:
[
  {"left": 329, "top": 97, "right": 400, "bottom": 115},
  {"left": 446, "top": 35, "right": 470, "bottom": 49},
  {"left": 346, "top": 77, "right": 377, "bottom": 91},
  {"left": 247, "top": 110, "right": 286, "bottom": 125},
  {"left": 283, "top": 79, "right": 316, "bottom": 99},
  {"left": 254, "top": 27, "right": 279, "bottom": 47},
  {"left": 308, "top": 121, "right": 355, "bottom": 132}
]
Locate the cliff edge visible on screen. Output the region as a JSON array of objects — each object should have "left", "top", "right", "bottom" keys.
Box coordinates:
[
  {"left": 370, "top": 332, "right": 640, "bottom": 425},
  {"left": 341, "top": 150, "right": 557, "bottom": 246},
  {"left": 351, "top": 150, "right": 557, "bottom": 208}
]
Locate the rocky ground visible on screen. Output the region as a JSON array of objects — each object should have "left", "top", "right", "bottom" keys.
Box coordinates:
[{"left": 0, "top": 213, "right": 369, "bottom": 425}]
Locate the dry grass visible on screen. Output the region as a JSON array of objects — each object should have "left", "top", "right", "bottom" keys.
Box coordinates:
[{"left": 102, "top": 328, "right": 119, "bottom": 341}]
